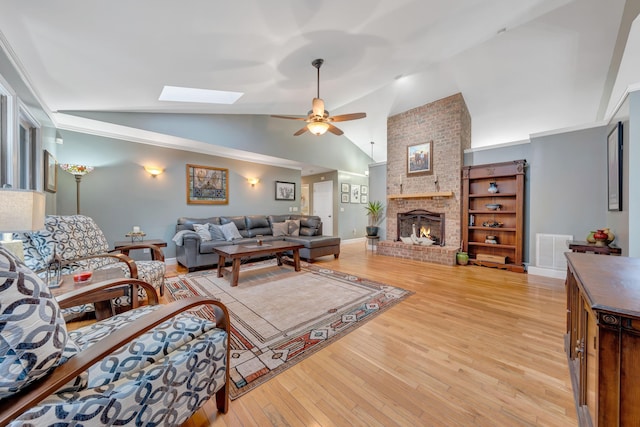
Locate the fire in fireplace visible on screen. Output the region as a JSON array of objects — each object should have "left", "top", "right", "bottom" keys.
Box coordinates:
[{"left": 397, "top": 209, "right": 445, "bottom": 246}]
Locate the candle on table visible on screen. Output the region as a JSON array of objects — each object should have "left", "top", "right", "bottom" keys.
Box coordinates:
[{"left": 133, "top": 226, "right": 140, "bottom": 233}]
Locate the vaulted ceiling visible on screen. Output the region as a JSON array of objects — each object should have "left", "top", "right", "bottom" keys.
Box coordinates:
[{"left": 0, "top": 0, "right": 634, "bottom": 166}]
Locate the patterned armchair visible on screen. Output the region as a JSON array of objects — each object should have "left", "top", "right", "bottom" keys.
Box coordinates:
[
  {"left": 19, "top": 215, "right": 165, "bottom": 317},
  {"left": 0, "top": 247, "right": 229, "bottom": 426}
]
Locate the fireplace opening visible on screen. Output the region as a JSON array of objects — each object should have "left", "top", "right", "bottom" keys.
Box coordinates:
[{"left": 397, "top": 209, "right": 445, "bottom": 246}]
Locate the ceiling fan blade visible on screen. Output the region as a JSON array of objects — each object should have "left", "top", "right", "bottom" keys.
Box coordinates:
[
  {"left": 294, "top": 126, "right": 309, "bottom": 136},
  {"left": 329, "top": 112, "right": 367, "bottom": 122},
  {"left": 327, "top": 123, "right": 344, "bottom": 136},
  {"left": 271, "top": 114, "right": 307, "bottom": 121}
]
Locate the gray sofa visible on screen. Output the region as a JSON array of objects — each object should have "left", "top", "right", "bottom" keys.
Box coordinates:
[{"left": 175, "top": 214, "right": 340, "bottom": 271}]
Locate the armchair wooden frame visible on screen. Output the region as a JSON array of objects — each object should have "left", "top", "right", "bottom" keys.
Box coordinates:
[{"left": 0, "top": 279, "right": 230, "bottom": 426}]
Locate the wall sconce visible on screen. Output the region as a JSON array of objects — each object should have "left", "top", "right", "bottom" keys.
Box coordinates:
[
  {"left": 144, "top": 166, "right": 164, "bottom": 177},
  {"left": 248, "top": 178, "right": 260, "bottom": 187}
]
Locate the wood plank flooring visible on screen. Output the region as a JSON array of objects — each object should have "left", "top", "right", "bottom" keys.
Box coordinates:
[{"left": 175, "top": 240, "right": 577, "bottom": 426}]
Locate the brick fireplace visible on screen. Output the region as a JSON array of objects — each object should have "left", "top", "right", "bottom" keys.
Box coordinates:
[{"left": 377, "top": 93, "right": 471, "bottom": 266}]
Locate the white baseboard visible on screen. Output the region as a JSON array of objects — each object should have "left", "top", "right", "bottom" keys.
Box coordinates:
[
  {"left": 527, "top": 265, "right": 566, "bottom": 279},
  {"left": 342, "top": 237, "right": 366, "bottom": 245}
]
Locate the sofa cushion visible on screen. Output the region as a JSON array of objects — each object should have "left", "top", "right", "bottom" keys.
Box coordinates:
[
  {"left": 0, "top": 247, "right": 68, "bottom": 398},
  {"left": 268, "top": 215, "right": 290, "bottom": 226},
  {"left": 199, "top": 240, "right": 234, "bottom": 254},
  {"left": 284, "top": 236, "right": 341, "bottom": 248},
  {"left": 193, "top": 223, "right": 212, "bottom": 241},
  {"left": 176, "top": 216, "right": 221, "bottom": 232},
  {"left": 220, "top": 222, "right": 243, "bottom": 241},
  {"left": 220, "top": 216, "right": 248, "bottom": 238},
  {"left": 246, "top": 215, "right": 269, "bottom": 229}
]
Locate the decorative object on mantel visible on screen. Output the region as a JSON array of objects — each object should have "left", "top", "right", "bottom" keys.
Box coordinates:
[{"left": 60, "top": 163, "right": 94, "bottom": 214}]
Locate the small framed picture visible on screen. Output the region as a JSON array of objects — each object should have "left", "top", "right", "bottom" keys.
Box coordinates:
[
  {"left": 186, "top": 164, "right": 229, "bottom": 205},
  {"left": 351, "top": 184, "right": 360, "bottom": 204},
  {"left": 341, "top": 193, "right": 350, "bottom": 203},
  {"left": 361, "top": 195, "right": 368, "bottom": 204},
  {"left": 341, "top": 183, "right": 350, "bottom": 193},
  {"left": 275, "top": 181, "right": 296, "bottom": 200},
  {"left": 361, "top": 185, "right": 368, "bottom": 195},
  {"left": 407, "top": 141, "right": 433, "bottom": 176},
  {"left": 43, "top": 149, "right": 57, "bottom": 193}
]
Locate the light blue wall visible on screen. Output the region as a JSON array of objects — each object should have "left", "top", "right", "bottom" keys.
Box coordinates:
[
  {"left": 64, "top": 111, "right": 372, "bottom": 175},
  {"left": 56, "top": 131, "right": 301, "bottom": 258},
  {"left": 628, "top": 92, "right": 640, "bottom": 256},
  {"left": 368, "top": 163, "right": 387, "bottom": 240}
]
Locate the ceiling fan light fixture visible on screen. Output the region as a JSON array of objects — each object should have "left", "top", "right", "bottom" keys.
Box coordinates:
[{"left": 307, "top": 121, "right": 330, "bottom": 136}]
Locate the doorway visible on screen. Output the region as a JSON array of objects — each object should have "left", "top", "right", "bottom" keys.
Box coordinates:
[{"left": 313, "top": 180, "right": 333, "bottom": 235}]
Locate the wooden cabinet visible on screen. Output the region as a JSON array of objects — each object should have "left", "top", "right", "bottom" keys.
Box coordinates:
[
  {"left": 461, "top": 160, "right": 525, "bottom": 272},
  {"left": 565, "top": 253, "right": 640, "bottom": 426}
]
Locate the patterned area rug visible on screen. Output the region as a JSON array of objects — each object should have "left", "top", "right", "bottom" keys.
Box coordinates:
[{"left": 165, "top": 259, "right": 413, "bottom": 399}]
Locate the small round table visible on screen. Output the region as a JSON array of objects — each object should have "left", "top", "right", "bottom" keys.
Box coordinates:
[{"left": 365, "top": 235, "right": 380, "bottom": 253}]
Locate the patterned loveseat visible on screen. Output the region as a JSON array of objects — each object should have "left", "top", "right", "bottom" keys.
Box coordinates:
[
  {"left": 0, "top": 247, "right": 230, "bottom": 426},
  {"left": 19, "top": 215, "right": 165, "bottom": 316}
]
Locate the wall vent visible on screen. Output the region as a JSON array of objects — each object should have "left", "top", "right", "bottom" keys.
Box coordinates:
[{"left": 536, "top": 233, "right": 573, "bottom": 270}]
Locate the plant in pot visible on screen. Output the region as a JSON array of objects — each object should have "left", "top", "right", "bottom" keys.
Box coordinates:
[
  {"left": 456, "top": 242, "right": 469, "bottom": 265},
  {"left": 364, "top": 200, "right": 385, "bottom": 236}
]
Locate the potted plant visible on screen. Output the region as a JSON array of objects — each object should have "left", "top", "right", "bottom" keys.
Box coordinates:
[
  {"left": 456, "top": 242, "right": 469, "bottom": 265},
  {"left": 364, "top": 200, "right": 385, "bottom": 236}
]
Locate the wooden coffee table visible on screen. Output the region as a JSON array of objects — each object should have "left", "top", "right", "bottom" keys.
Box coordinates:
[
  {"left": 214, "top": 240, "right": 304, "bottom": 287},
  {"left": 50, "top": 268, "right": 134, "bottom": 320}
]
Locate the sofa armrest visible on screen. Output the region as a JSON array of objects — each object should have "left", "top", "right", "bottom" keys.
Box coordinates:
[{"left": 110, "top": 244, "right": 165, "bottom": 262}]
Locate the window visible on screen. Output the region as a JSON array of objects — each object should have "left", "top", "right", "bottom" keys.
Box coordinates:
[{"left": 18, "top": 109, "right": 39, "bottom": 189}]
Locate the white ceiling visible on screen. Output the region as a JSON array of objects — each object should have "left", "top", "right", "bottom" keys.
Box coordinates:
[{"left": 0, "top": 0, "right": 632, "bottom": 168}]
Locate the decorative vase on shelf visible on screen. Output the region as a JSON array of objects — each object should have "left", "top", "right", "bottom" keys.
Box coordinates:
[
  {"left": 488, "top": 182, "right": 499, "bottom": 194},
  {"left": 586, "top": 231, "right": 596, "bottom": 244},
  {"left": 603, "top": 227, "right": 615, "bottom": 244},
  {"left": 593, "top": 229, "right": 608, "bottom": 246}
]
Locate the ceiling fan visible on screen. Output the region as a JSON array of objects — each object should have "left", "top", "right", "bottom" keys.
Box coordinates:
[{"left": 271, "top": 58, "right": 366, "bottom": 136}]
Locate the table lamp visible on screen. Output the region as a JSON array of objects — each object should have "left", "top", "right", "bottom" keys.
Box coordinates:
[{"left": 0, "top": 189, "right": 46, "bottom": 260}]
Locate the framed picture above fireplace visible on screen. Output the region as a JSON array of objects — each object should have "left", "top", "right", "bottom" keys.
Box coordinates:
[{"left": 407, "top": 141, "right": 433, "bottom": 176}]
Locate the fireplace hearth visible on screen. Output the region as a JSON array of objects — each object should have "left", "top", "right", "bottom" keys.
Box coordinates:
[{"left": 397, "top": 209, "right": 445, "bottom": 246}]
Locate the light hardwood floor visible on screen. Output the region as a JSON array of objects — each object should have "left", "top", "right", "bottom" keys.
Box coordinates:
[{"left": 175, "top": 240, "right": 577, "bottom": 427}]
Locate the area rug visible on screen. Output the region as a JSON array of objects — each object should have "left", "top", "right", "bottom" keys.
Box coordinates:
[{"left": 164, "top": 259, "right": 413, "bottom": 399}]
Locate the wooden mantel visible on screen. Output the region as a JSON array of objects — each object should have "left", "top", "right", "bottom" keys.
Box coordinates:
[{"left": 387, "top": 191, "right": 454, "bottom": 200}]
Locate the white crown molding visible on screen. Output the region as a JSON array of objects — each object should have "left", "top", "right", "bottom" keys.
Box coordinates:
[{"left": 465, "top": 139, "right": 530, "bottom": 153}]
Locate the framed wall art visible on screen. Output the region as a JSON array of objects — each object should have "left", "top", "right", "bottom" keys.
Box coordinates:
[
  {"left": 607, "top": 121, "right": 623, "bottom": 211},
  {"left": 407, "top": 140, "right": 433, "bottom": 176},
  {"left": 43, "top": 149, "right": 57, "bottom": 193},
  {"left": 186, "top": 164, "right": 228, "bottom": 205},
  {"left": 341, "top": 182, "right": 350, "bottom": 193},
  {"left": 341, "top": 193, "right": 350, "bottom": 203},
  {"left": 275, "top": 181, "right": 296, "bottom": 200},
  {"left": 361, "top": 195, "right": 368, "bottom": 204},
  {"left": 361, "top": 185, "right": 368, "bottom": 195},
  {"left": 350, "top": 184, "right": 360, "bottom": 204}
]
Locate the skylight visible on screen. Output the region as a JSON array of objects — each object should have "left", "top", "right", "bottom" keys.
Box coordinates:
[{"left": 159, "top": 85, "right": 243, "bottom": 104}]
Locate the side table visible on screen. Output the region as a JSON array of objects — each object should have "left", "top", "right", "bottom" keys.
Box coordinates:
[
  {"left": 113, "top": 239, "right": 167, "bottom": 256},
  {"left": 568, "top": 240, "right": 621, "bottom": 256},
  {"left": 365, "top": 235, "right": 380, "bottom": 253},
  {"left": 50, "top": 269, "right": 130, "bottom": 321}
]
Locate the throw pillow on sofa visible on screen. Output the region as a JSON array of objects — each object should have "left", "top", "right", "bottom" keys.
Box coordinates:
[
  {"left": 208, "top": 224, "right": 226, "bottom": 241},
  {"left": 219, "top": 222, "right": 243, "bottom": 241},
  {"left": 272, "top": 222, "right": 288, "bottom": 237},
  {"left": 193, "top": 223, "right": 212, "bottom": 241},
  {"left": 286, "top": 219, "right": 300, "bottom": 236}
]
